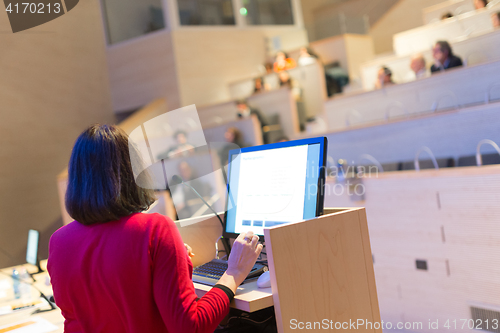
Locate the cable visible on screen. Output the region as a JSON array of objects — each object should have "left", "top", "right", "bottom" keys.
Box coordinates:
[
  {"left": 0, "top": 269, "right": 57, "bottom": 313},
  {"left": 171, "top": 175, "right": 231, "bottom": 256}
]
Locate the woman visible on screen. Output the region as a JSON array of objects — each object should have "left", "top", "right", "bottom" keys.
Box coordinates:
[{"left": 48, "top": 124, "right": 262, "bottom": 332}]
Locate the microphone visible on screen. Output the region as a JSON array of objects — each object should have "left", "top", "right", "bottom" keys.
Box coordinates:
[
  {"left": 0, "top": 269, "right": 57, "bottom": 313},
  {"left": 171, "top": 175, "right": 231, "bottom": 256}
]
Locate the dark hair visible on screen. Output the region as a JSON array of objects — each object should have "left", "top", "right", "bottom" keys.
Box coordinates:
[
  {"left": 226, "top": 127, "right": 242, "bottom": 144},
  {"left": 276, "top": 51, "right": 289, "bottom": 59},
  {"left": 174, "top": 130, "right": 187, "bottom": 139},
  {"left": 478, "top": 0, "right": 488, "bottom": 6},
  {"left": 441, "top": 12, "right": 453, "bottom": 19},
  {"left": 65, "top": 124, "right": 156, "bottom": 225},
  {"left": 436, "top": 41, "right": 453, "bottom": 56},
  {"left": 381, "top": 66, "right": 392, "bottom": 77}
]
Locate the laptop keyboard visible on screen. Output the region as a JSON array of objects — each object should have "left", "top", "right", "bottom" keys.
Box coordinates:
[{"left": 192, "top": 259, "right": 267, "bottom": 286}]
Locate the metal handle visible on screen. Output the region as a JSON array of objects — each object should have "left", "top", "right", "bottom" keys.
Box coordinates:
[
  {"left": 358, "top": 154, "right": 384, "bottom": 173},
  {"left": 385, "top": 101, "right": 409, "bottom": 121},
  {"left": 431, "top": 91, "right": 460, "bottom": 112},
  {"left": 476, "top": 139, "right": 500, "bottom": 166},
  {"left": 485, "top": 82, "right": 500, "bottom": 104},
  {"left": 414, "top": 146, "right": 439, "bottom": 171}
]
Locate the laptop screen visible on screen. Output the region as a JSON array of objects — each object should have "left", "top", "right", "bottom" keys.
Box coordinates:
[{"left": 224, "top": 137, "right": 327, "bottom": 239}]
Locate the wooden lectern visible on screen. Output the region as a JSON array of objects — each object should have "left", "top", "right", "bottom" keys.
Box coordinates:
[
  {"left": 176, "top": 207, "right": 381, "bottom": 333},
  {"left": 264, "top": 208, "right": 381, "bottom": 333}
]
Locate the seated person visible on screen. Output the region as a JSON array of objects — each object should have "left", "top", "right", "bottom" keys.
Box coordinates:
[
  {"left": 254, "top": 77, "right": 264, "bottom": 93},
  {"left": 48, "top": 124, "right": 262, "bottom": 333},
  {"left": 374, "top": 66, "right": 395, "bottom": 89},
  {"left": 410, "top": 54, "right": 428, "bottom": 80},
  {"left": 273, "top": 51, "right": 296, "bottom": 73},
  {"left": 158, "top": 130, "right": 195, "bottom": 159},
  {"left": 218, "top": 127, "right": 246, "bottom": 168},
  {"left": 492, "top": 12, "right": 500, "bottom": 28},
  {"left": 297, "top": 47, "right": 319, "bottom": 66},
  {"left": 171, "top": 161, "right": 211, "bottom": 220},
  {"left": 474, "top": 0, "right": 488, "bottom": 9},
  {"left": 430, "top": 41, "right": 463, "bottom": 74},
  {"left": 279, "top": 71, "right": 302, "bottom": 102},
  {"left": 441, "top": 12, "right": 453, "bottom": 20},
  {"left": 236, "top": 100, "right": 269, "bottom": 143}
]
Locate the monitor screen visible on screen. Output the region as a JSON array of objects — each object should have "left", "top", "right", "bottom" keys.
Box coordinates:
[
  {"left": 26, "top": 229, "right": 39, "bottom": 266},
  {"left": 224, "top": 137, "right": 327, "bottom": 239}
]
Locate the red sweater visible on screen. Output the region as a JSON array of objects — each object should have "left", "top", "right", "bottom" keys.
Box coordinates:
[{"left": 47, "top": 213, "right": 230, "bottom": 333}]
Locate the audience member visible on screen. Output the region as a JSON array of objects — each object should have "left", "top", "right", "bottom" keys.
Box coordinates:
[
  {"left": 492, "top": 12, "right": 500, "bottom": 28},
  {"left": 279, "top": 71, "right": 292, "bottom": 87},
  {"left": 410, "top": 54, "right": 428, "bottom": 79},
  {"left": 219, "top": 127, "right": 246, "bottom": 168},
  {"left": 254, "top": 77, "right": 264, "bottom": 93},
  {"left": 430, "top": 41, "right": 463, "bottom": 74},
  {"left": 441, "top": 12, "right": 453, "bottom": 20},
  {"left": 297, "top": 47, "right": 319, "bottom": 66},
  {"left": 273, "top": 51, "right": 296, "bottom": 73},
  {"left": 375, "top": 66, "right": 395, "bottom": 89},
  {"left": 236, "top": 100, "right": 269, "bottom": 143},
  {"left": 264, "top": 62, "right": 274, "bottom": 74},
  {"left": 158, "top": 130, "right": 195, "bottom": 159},
  {"left": 278, "top": 71, "right": 302, "bottom": 102},
  {"left": 474, "top": 0, "right": 488, "bottom": 9},
  {"left": 171, "top": 161, "right": 211, "bottom": 220}
]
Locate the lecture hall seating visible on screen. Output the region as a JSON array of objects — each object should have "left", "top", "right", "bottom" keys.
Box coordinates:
[
  {"left": 393, "top": 2, "right": 500, "bottom": 56},
  {"left": 361, "top": 29, "right": 500, "bottom": 90},
  {"left": 326, "top": 59, "right": 500, "bottom": 132}
]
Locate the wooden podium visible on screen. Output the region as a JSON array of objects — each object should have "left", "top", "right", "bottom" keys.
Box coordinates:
[{"left": 176, "top": 207, "right": 381, "bottom": 333}]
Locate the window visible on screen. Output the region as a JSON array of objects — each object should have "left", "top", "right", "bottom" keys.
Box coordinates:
[
  {"left": 177, "top": 0, "right": 236, "bottom": 26},
  {"left": 242, "top": 0, "right": 294, "bottom": 25},
  {"left": 102, "top": 0, "right": 166, "bottom": 45}
]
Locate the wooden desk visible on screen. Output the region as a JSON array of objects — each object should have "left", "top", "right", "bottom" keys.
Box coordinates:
[
  {"left": 0, "top": 264, "right": 63, "bottom": 332},
  {"left": 194, "top": 281, "right": 273, "bottom": 313}
]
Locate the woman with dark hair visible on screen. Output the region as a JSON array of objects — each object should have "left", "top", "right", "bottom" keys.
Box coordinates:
[{"left": 48, "top": 124, "right": 262, "bottom": 333}]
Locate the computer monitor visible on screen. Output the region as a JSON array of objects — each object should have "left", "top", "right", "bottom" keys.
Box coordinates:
[
  {"left": 224, "top": 137, "right": 327, "bottom": 240},
  {"left": 26, "top": 229, "right": 43, "bottom": 273}
]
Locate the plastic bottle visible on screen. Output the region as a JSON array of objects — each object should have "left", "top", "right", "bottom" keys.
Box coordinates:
[
  {"left": 19, "top": 268, "right": 32, "bottom": 301},
  {"left": 12, "top": 269, "right": 21, "bottom": 299}
]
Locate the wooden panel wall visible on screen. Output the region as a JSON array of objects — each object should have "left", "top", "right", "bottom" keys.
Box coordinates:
[
  {"left": 106, "top": 31, "right": 181, "bottom": 112},
  {"left": 369, "top": 0, "right": 444, "bottom": 54},
  {"left": 0, "top": 1, "right": 115, "bottom": 268},
  {"left": 172, "top": 29, "right": 267, "bottom": 107},
  {"left": 323, "top": 166, "right": 500, "bottom": 332}
]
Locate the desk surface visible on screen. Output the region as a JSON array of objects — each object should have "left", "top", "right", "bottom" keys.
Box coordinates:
[{"left": 194, "top": 280, "right": 273, "bottom": 313}]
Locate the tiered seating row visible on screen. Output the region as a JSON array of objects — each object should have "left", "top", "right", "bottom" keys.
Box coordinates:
[
  {"left": 394, "top": 2, "right": 500, "bottom": 56},
  {"left": 323, "top": 101, "right": 500, "bottom": 167},
  {"left": 326, "top": 60, "right": 500, "bottom": 132},
  {"left": 361, "top": 29, "right": 500, "bottom": 90}
]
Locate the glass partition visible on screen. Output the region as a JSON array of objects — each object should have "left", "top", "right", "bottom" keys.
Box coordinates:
[
  {"left": 241, "top": 0, "right": 294, "bottom": 25},
  {"left": 177, "top": 0, "right": 236, "bottom": 26},
  {"left": 101, "top": 0, "right": 166, "bottom": 45}
]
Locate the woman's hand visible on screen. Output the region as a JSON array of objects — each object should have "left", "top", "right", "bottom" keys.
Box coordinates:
[
  {"left": 218, "top": 231, "right": 263, "bottom": 292},
  {"left": 184, "top": 243, "right": 195, "bottom": 259}
]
